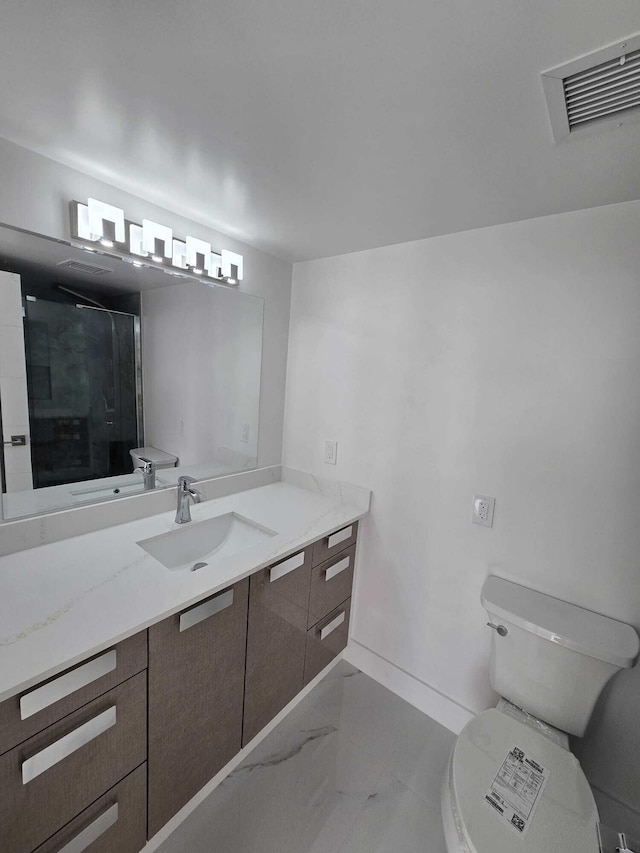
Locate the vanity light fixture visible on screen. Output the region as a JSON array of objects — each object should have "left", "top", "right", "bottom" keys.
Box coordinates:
[
  {"left": 186, "top": 236, "right": 212, "bottom": 275},
  {"left": 142, "top": 220, "right": 173, "bottom": 261},
  {"left": 129, "top": 223, "right": 145, "bottom": 257},
  {"left": 70, "top": 199, "right": 244, "bottom": 286},
  {"left": 221, "top": 249, "right": 243, "bottom": 282},
  {"left": 211, "top": 251, "right": 222, "bottom": 278},
  {"left": 87, "top": 199, "right": 125, "bottom": 244},
  {"left": 172, "top": 239, "right": 188, "bottom": 270}
]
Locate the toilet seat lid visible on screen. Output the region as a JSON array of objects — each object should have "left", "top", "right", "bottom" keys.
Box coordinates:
[{"left": 449, "top": 709, "right": 599, "bottom": 853}]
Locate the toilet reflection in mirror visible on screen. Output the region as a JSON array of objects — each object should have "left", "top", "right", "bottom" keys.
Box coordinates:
[{"left": 0, "top": 225, "right": 263, "bottom": 521}]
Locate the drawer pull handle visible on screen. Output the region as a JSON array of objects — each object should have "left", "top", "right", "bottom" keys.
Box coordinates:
[
  {"left": 58, "top": 803, "right": 119, "bottom": 853},
  {"left": 20, "top": 649, "right": 117, "bottom": 720},
  {"left": 320, "top": 611, "right": 346, "bottom": 640},
  {"left": 180, "top": 588, "right": 234, "bottom": 632},
  {"left": 269, "top": 550, "right": 305, "bottom": 582},
  {"left": 327, "top": 526, "right": 353, "bottom": 549},
  {"left": 22, "top": 706, "right": 116, "bottom": 784},
  {"left": 324, "top": 556, "right": 350, "bottom": 582}
]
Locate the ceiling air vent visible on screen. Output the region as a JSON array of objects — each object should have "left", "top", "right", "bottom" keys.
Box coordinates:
[
  {"left": 56, "top": 258, "right": 112, "bottom": 276},
  {"left": 542, "top": 33, "right": 640, "bottom": 143}
]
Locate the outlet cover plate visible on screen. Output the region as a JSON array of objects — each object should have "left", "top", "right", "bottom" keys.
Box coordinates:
[
  {"left": 324, "top": 440, "right": 337, "bottom": 465},
  {"left": 472, "top": 494, "right": 495, "bottom": 528}
]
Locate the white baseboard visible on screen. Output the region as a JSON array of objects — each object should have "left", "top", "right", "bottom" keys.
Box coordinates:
[
  {"left": 344, "top": 639, "right": 475, "bottom": 735},
  {"left": 143, "top": 653, "right": 344, "bottom": 851}
]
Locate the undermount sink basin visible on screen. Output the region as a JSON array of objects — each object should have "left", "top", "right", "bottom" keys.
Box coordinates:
[{"left": 137, "top": 512, "right": 278, "bottom": 571}]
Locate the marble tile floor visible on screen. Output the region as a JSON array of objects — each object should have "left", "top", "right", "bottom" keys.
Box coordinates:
[{"left": 157, "top": 660, "right": 455, "bottom": 853}]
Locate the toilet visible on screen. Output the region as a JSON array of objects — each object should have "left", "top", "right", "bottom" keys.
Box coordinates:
[
  {"left": 130, "top": 445, "right": 178, "bottom": 472},
  {"left": 441, "top": 576, "right": 640, "bottom": 853}
]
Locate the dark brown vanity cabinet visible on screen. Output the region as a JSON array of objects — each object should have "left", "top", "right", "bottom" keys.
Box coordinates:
[
  {"left": 0, "top": 671, "right": 147, "bottom": 853},
  {"left": 243, "top": 524, "right": 358, "bottom": 746},
  {"left": 0, "top": 519, "right": 361, "bottom": 851},
  {"left": 242, "top": 547, "right": 313, "bottom": 745},
  {"left": 147, "top": 578, "right": 250, "bottom": 837},
  {"left": 304, "top": 525, "right": 357, "bottom": 685}
]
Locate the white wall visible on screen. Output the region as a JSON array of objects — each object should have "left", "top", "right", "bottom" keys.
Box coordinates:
[
  {"left": 283, "top": 200, "right": 640, "bottom": 822},
  {"left": 141, "top": 283, "right": 263, "bottom": 470},
  {"left": 0, "top": 135, "right": 292, "bottom": 471},
  {"left": 0, "top": 271, "right": 32, "bottom": 491}
]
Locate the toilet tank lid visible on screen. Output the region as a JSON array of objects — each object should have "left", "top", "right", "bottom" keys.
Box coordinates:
[{"left": 481, "top": 576, "right": 640, "bottom": 669}]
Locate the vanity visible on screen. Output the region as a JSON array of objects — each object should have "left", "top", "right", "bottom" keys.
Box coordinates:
[{"left": 0, "top": 471, "right": 369, "bottom": 852}]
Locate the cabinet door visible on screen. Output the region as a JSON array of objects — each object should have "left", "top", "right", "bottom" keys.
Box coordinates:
[
  {"left": 243, "top": 548, "right": 312, "bottom": 746},
  {"left": 148, "top": 578, "right": 249, "bottom": 838}
]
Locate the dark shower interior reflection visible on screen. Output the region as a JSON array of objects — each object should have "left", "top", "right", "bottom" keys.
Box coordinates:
[{"left": 22, "top": 284, "right": 141, "bottom": 489}]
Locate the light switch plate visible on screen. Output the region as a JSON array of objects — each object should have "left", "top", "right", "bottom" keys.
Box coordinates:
[
  {"left": 472, "top": 494, "right": 495, "bottom": 527},
  {"left": 324, "top": 440, "right": 337, "bottom": 465}
]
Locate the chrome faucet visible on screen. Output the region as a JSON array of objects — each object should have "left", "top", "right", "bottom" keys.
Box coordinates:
[
  {"left": 136, "top": 457, "right": 156, "bottom": 491},
  {"left": 175, "top": 475, "right": 203, "bottom": 524}
]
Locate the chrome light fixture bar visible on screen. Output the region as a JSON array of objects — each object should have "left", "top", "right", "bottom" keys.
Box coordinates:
[{"left": 70, "top": 199, "right": 243, "bottom": 285}]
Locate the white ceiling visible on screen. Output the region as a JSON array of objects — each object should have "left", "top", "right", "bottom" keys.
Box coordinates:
[{"left": 1, "top": 1, "right": 639, "bottom": 262}]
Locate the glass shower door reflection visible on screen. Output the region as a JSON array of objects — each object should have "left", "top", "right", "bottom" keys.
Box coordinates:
[{"left": 23, "top": 299, "right": 141, "bottom": 489}]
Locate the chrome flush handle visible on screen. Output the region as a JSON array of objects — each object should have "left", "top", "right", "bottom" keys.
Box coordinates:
[{"left": 487, "top": 622, "right": 509, "bottom": 637}]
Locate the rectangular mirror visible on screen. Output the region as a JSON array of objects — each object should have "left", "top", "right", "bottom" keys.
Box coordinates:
[{"left": 0, "top": 224, "right": 263, "bottom": 521}]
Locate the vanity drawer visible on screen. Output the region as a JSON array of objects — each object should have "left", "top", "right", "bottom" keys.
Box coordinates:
[
  {"left": 33, "top": 764, "right": 146, "bottom": 853},
  {"left": 0, "top": 631, "right": 147, "bottom": 756},
  {"left": 308, "top": 544, "right": 356, "bottom": 628},
  {"left": 304, "top": 599, "right": 351, "bottom": 685},
  {"left": 312, "top": 521, "right": 358, "bottom": 567},
  {"left": 0, "top": 671, "right": 146, "bottom": 853}
]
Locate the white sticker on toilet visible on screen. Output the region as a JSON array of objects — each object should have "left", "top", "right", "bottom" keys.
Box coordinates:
[{"left": 484, "top": 745, "right": 549, "bottom": 837}]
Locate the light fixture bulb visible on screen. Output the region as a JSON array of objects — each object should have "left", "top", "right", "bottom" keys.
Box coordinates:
[
  {"left": 100, "top": 239, "right": 114, "bottom": 248},
  {"left": 227, "top": 278, "right": 237, "bottom": 285},
  {"left": 151, "top": 255, "right": 162, "bottom": 263}
]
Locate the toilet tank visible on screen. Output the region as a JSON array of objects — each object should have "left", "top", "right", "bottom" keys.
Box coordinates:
[{"left": 481, "top": 576, "right": 639, "bottom": 737}]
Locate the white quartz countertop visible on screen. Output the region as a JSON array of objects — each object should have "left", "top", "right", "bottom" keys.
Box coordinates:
[{"left": 0, "top": 478, "right": 369, "bottom": 704}]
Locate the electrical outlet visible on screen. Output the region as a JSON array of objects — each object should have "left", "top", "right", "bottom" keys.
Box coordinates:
[
  {"left": 240, "top": 423, "right": 250, "bottom": 443},
  {"left": 472, "top": 494, "right": 495, "bottom": 528},
  {"left": 324, "top": 440, "right": 337, "bottom": 465}
]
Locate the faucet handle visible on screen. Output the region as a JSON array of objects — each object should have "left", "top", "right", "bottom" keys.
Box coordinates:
[
  {"left": 138, "top": 457, "right": 155, "bottom": 473},
  {"left": 178, "top": 475, "right": 197, "bottom": 489}
]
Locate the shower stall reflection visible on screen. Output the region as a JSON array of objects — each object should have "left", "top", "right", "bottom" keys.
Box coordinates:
[{"left": 23, "top": 296, "right": 141, "bottom": 489}]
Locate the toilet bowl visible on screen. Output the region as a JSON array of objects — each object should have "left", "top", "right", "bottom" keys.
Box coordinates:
[
  {"left": 441, "top": 707, "right": 599, "bottom": 853},
  {"left": 441, "top": 576, "right": 640, "bottom": 853}
]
